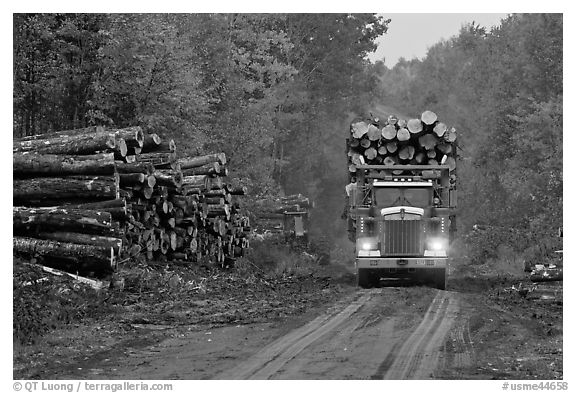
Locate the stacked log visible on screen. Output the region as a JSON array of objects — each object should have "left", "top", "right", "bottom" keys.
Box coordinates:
[
  {"left": 13, "top": 126, "right": 251, "bottom": 275},
  {"left": 12, "top": 126, "right": 139, "bottom": 274},
  {"left": 108, "top": 134, "right": 250, "bottom": 266},
  {"left": 347, "top": 110, "right": 458, "bottom": 177},
  {"left": 252, "top": 194, "right": 313, "bottom": 236}
]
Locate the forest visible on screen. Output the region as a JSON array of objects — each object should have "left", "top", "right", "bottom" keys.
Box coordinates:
[{"left": 13, "top": 13, "right": 563, "bottom": 266}]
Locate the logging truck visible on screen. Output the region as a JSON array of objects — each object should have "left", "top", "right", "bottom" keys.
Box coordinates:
[
  {"left": 347, "top": 164, "right": 456, "bottom": 289},
  {"left": 345, "top": 112, "right": 457, "bottom": 289}
]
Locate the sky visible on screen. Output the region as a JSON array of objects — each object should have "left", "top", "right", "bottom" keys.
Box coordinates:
[{"left": 368, "top": 13, "right": 509, "bottom": 67}]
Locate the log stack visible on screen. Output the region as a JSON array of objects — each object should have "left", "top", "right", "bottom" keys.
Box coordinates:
[
  {"left": 13, "top": 126, "right": 251, "bottom": 277},
  {"left": 347, "top": 110, "right": 458, "bottom": 177},
  {"left": 252, "top": 194, "right": 313, "bottom": 236}
]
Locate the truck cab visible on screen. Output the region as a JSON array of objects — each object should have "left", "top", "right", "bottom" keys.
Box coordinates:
[{"left": 349, "top": 165, "right": 456, "bottom": 289}]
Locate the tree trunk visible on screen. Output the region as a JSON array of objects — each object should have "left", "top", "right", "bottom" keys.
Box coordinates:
[
  {"left": 366, "top": 124, "right": 381, "bottom": 141},
  {"left": 418, "top": 133, "right": 439, "bottom": 150},
  {"left": 142, "top": 133, "right": 162, "bottom": 152},
  {"left": 154, "top": 170, "right": 183, "bottom": 188},
  {"left": 14, "top": 175, "right": 119, "bottom": 205},
  {"left": 433, "top": 122, "right": 447, "bottom": 137},
  {"left": 14, "top": 129, "right": 116, "bottom": 155},
  {"left": 113, "top": 138, "right": 128, "bottom": 158},
  {"left": 385, "top": 141, "right": 398, "bottom": 154},
  {"left": 181, "top": 162, "right": 221, "bottom": 176},
  {"left": 382, "top": 124, "right": 397, "bottom": 140},
  {"left": 421, "top": 110, "right": 437, "bottom": 125},
  {"left": 351, "top": 121, "right": 369, "bottom": 139},
  {"left": 228, "top": 186, "right": 247, "bottom": 196},
  {"left": 138, "top": 152, "right": 177, "bottom": 167},
  {"left": 119, "top": 173, "right": 146, "bottom": 186},
  {"left": 34, "top": 232, "right": 122, "bottom": 254},
  {"left": 16, "top": 126, "right": 105, "bottom": 141},
  {"left": 57, "top": 199, "right": 129, "bottom": 221},
  {"left": 13, "top": 236, "right": 114, "bottom": 268},
  {"left": 407, "top": 119, "right": 423, "bottom": 134},
  {"left": 364, "top": 147, "right": 377, "bottom": 160},
  {"left": 113, "top": 126, "right": 144, "bottom": 148},
  {"left": 437, "top": 143, "right": 453, "bottom": 154},
  {"left": 398, "top": 145, "right": 415, "bottom": 161},
  {"left": 179, "top": 153, "right": 227, "bottom": 170},
  {"left": 115, "top": 161, "right": 154, "bottom": 174},
  {"left": 396, "top": 128, "right": 411, "bottom": 142},
  {"left": 13, "top": 153, "right": 115, "bottom": 177}
]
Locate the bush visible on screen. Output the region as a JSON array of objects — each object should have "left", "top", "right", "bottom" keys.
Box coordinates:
[
  {"left": 13, "top": 261, "right": 111, "bottom": 345},
  {"left": 241, "top": 239, "right": 315, "bottom": 277}
]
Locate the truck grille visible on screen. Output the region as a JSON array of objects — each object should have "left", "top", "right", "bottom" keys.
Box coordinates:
[{"left": 382, "top": 219, "right": 423, "bottom": 256}]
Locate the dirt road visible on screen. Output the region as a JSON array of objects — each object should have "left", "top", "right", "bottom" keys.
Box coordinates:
[
  {"left": 216, "top": 288, "right": 463, "bottom": 379},
  {"left": 18, "top": 273, "right": 562, "bottom": 380},
  {"left": 52, "top": 286, "right": 470, "bottom": 380}
]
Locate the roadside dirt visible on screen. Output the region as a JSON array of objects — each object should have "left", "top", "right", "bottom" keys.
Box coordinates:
[{"left": 14, "top": 264, "right": 562, "bottom": 380}]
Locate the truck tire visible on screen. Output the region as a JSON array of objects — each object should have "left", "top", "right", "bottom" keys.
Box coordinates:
[
  {"left": 434, "top": 268, "right": 446, "bottom": 290},
  {"left": 357, "top": 269, "right": 372, "bottom": 288}
]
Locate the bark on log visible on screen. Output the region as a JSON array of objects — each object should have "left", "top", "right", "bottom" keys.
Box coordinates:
[
  {"left": 228, "top": 186, "right": 247, "bottom": 196},
  {"left": 13, "top": 236, "right": 114, "bottom": 268},
  {"left": 113, "top": 126, "right": 144, "bottom": 148},
  {"left": 154, "top": 170, "right": 183, "bottom": 188},
  {"left": 13, "top": 153, "right": 115, "bottom": 177},
  {"left": 34, "top": 232, "right": 122, "bottom": 254},
  {"left": 181, "top": 162, "right": 221, "bottom": 177},
  {"left": 15, "top": 126, "right": 106, "bottom": 141},
  {"left": 13, "top": 207, "right": 115, "bottom": 236},
  {"left": 14, "top": 175, "right": 119, "bottom": 205},
  {"left": 151, "top": 140, "right": 176, "bottom": 153},
  {"left": 142, "top": 133, "right": 162, "bottom": 151},
  {"left": 119, "top": 173, "right": 146, "bottom": 186},
  {"left": 113, "top": 138, "right": 128, "bottom": 158},
  {"left": 115, "top": 161, "right": 154, "bottom": 174},
  {"left": 138, "top": 152, "right": 177, "bottom": 167},
  {"left": 14, "top": 128, "right": 116, "bottom": 155},
  {"left": 179, "top": 153, "right": 227, "bottom": 170},
  {"left": 57, "top": 199, "right": 129, "bottom": 221}
]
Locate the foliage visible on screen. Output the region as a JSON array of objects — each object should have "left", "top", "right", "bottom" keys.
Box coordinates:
[
  {"left": 374, "top": 14, "right": 562, "bottom": 265},
  {"left": 13, "top": 261, "right": 111, "bottom": 345}
]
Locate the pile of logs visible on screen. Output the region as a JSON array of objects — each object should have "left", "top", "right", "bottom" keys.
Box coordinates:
[
  {"left": 13, "top": 126, "right": 251, "bottom": 277},
  {"left": 252, "top": 194, "right": 313, "bottom": 236},
  {"left": 346, "top": 110, "right": 458, "bottom": 177}
]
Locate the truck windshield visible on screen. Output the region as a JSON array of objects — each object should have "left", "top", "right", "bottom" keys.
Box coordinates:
[{"left": 373, "top": 187, "right": 431, "bottom": 208}]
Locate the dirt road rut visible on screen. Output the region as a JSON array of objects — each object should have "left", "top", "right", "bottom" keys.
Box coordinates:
[{"left": 217, "top": 289, "right": 464, "bottom": 379}]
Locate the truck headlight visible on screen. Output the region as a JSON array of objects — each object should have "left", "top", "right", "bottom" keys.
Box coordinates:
[
  {"left": 358, "top": 238, "right": 379, "bottom": 251},
  {"left": 427, "top": 238, "right": 448, "bottom": 251}
]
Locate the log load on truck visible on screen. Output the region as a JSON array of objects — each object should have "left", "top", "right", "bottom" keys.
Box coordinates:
[{"left": 344, "top": 111, "right": 458, "bottom": 289}]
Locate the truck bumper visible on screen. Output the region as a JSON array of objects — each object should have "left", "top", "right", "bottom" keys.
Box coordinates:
[{"left": 356, "top": 257, "right": 447, "bottom": 269}]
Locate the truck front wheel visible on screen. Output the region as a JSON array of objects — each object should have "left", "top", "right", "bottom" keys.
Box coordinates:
[
  {"left": 434, "top": 268, "right": 446, "bottom": 290},
  {"left": 357, "top": 269, "right": 372, "bottom": 288}
]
